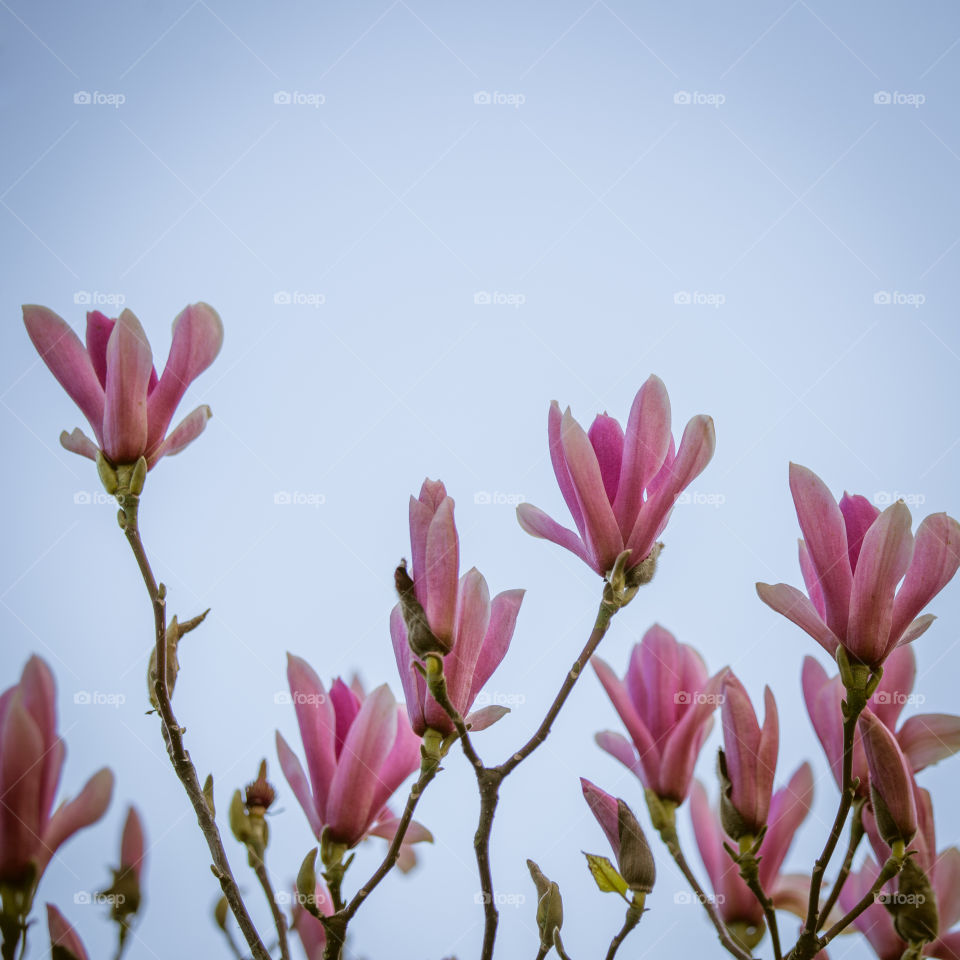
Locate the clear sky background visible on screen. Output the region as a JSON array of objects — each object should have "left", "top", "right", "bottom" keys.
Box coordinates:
[{"left": 3, "top": 2, "right": 960, "bottom": 958}]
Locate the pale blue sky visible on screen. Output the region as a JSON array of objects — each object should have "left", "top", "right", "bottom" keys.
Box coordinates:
[{"left": 3, "top": 2, "right": 960, "bottom": 958}]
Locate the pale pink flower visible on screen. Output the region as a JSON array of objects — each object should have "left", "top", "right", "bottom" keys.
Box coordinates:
[
  {"left": 592, "top": 624, "right": 725, "bottom": 803},
  {"left": 517, "top": 376, "right": 715, "bottom": 576},
  {"left": 0, "top": 657, "right": 113, "bottom": 888},
  {"left": 391, "top": 480, "right": 524, "bottom": 736},
  {"left": 757, "top": 465, "right": 960, "bottom": 668},
  {"left": 23, "top": 303, "right": 223, "bottom": 467},
  {"left": 46, "top": 904, "right": 89, "bottom": 960},
  {"left": 275, "top": 656, "right": 430, "bottom": 850}
]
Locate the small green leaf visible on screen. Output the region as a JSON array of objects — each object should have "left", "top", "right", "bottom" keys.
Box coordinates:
[{"left": 583, "top": 852, "right": 628, "bottom": 896}]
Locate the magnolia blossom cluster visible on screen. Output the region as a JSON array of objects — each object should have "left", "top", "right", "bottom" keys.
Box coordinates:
[{"left": 13, "top": 303, "right": 960, "bottom": 960}]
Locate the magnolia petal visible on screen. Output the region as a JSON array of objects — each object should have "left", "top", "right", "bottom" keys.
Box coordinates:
[
  {"left": 889, "top": 513, "right": 960, "bottom": 647},
  {"left": 276, "top": 731, "right": 323, "bottom": 838},
  {"left": 286, "top": 654, "right": 336, "bottom": 820},
  {"left": 147, "top": 405, "right": 211, "bottom": 466},
  {"left": 424, "top": 497, "right": 459, "bottom": 644},
  {"left": 839, "top": 492, "right": 881, "bottom": 573},
  {"left": 120, "top": 807, "right": 146, "bottom": 879},
  {"left": 464, "top": 704, "right": 510, "bottom": 731},
  {"left": 467, "top": 588, "right": 524, "bottom": 706},
  {"left": 757, "top": 763, "right": 813, "bottom": 891},
  {"left": 561, "top": 408, "right": 623, "bottom": 574},
  {"left": 859, "top": 710, "right": 917, "bottom": 841},
  {"left": 898, "top": 714, "right": 960, "bottom": 772},
  {"left": 46, "top": 904, "right": 89, "bottom": 960},
  {"left": 146, "top": 302, "right": 223, "bottom": 452},
  {"left": 788, "top": 463, "right": 853, "bottom": 640},
  {"left": 587, "top": 414, "right": 625, "bottom": 503},
  {"left": 797, "top": 539, "right": 826, "bottom": 620},
  {"left": 367, "top": 817, "right": 433, "bottom": 845},
  {"left": 626, "top": 414, "right": 715, "bottom": 564},
  {"left": 516, "top": 503, "right": 594, "bottom": 569},
  {"left": 102, "top": 309, "right": 153, "bottom": 463},
  {"left": 59, "top": 428, "right": 99, "bottom": 460},
  {"left": 898, "top": 614, "right": 936, "bottom": 647},
  {"left": 84, "top": 310, "right": 114, "bottom": 388},
  {"left": 846, "top": 501, "right": 914, "bottom": 666},
  {"left": 23, "top": 305, "right": 105, "bottom": 443},
  {"left": 325, "top": 685, "right": 397, "bottom": 846},
  {"left": 548, "top": 401, "right": 585, "bottom": 536},
  {"left": 613, "top": 375, "right": 671, "bottom": 534},
  {"left": 0, "top": 697, "right": 44, "bottom": 878},
  {"left": 37, "top": 767, "right": 113, "bottom": 877},
  {"left": 367, "top": 706, "right": 421, "bottom": 818},
  {"left": 756, "top": 582, "right": 839, "bottom": 655},
  {"left": 389, "top": 605, "right": 426, "bottom": 736},
  {"left": 595, "top": 730, "right": 642, "bottom": 779},
  {"left": 580, "top": 778, "right": 620, "bottom": 859}
]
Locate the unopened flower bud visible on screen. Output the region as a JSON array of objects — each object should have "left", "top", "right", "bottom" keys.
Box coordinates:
[
  {"left": 395, "top": 561, "right": 450, "bottom": 657},
  {"left": 617, "top": 799, "right": 656, "bottom": 894},
  {"left": 527, "top": 860, "right": 563, "bottom": 949},
  {"left": 244, "top": 760, "right": 276, "bottom": 814},
  {"left": 891, "top": 857, "right": 939, "bottom": 946},
  {"left": 860, "top": 710, "right": 917, "bottom": 847},
  {"left": 296, "top": 849, "right": 319, "bottom": 915},
  {"left": 203, "top": 774, "right": 215, "bottom": 817}
]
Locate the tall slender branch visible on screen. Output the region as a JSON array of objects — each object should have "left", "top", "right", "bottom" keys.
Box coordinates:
[
  {"left": 252, "top": 858, "right": 290, "bottom": 960},
  {"left": 118, "top": 492, "right": 270, "bottom": 960},
  {"left": 817, "top": 797, "right": 865, "bottom": 931},
  {"left": 816, "top": 855, "right": 903, "bottom": 950}
]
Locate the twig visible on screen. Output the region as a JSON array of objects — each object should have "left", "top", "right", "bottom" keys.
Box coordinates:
[
  {"left": 815, "top": 855, "right": 903, "bottom": 950},
  {"left": 605, "top": 901, "right": 644, "bottom": 960},
  {"left": 118, "top": 492, "right": 270, "bottom": 960},
  {"left": 817, "top": 797, "right": 865, "bottom": 931},
  {"left": 252, "top": 858, "right": 290, "bottom": 960},
  {"left": 659, "top": 827, "right": 752, "bottom": 960}
]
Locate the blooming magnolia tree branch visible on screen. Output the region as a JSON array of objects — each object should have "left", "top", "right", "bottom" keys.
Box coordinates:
[{"left": 116, "top": 482, "right": 271, "bottom": 960}]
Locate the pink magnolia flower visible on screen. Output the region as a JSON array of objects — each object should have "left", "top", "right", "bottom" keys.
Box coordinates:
[
  {"left": 0, "top": 656, "right": 114, "bottom": 889},
  {"left": 757, "top": 466, "right": 960, "bottom": 668},
  {"left": 292, "top": 880, "right": 333, "bottom": 960},
  {"left": 391, "top": 480, "right": 524, "bottom": 736},
  {"left": 275, "top": 656, "right": 431, "bottom": 849},
  {"left": 23, "top": 303, "right": 223, "bottom": 468},
  {"left": 517, "top": 376, "right": 716, "bottom": 577},
  {"left": 580, "top": 778, "right": 656, "bottom": 893},
  {"left": 802, "top": 647, "right": 960, "bottom": 797},
  {"left": 859, "top": 709, "right": 917, "bottom": 845},
  {"left": 719, "top": 674, "right": 779, "bottom": 839},
  {"left": 690, "top": 765, "right": 814, "bottom": 935},
  {"left": 47, "top": 904, "right": 89, "bottom": 960},
  {"left": 592, "top": 624, "right": 726, "bottom": 803}
]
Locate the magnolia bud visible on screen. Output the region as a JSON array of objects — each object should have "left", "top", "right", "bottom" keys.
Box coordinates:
[
  {"left": 213, "top": 896, "right": 229, "bottom": 930},
  {"left": 527, "top": 860, "right": 563, "bottom": 949},
  {"left": 395, "top": 560, "right": 450, "bottom": 656},
  {"left": 297, "top": 849, "right": 319, "bottom": 914},
  {"left": 617, "top": 799, "right": 656, "bottom": 894},
  {"left": 891, "top": 858, "right": 939, "bottom": 947}
]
